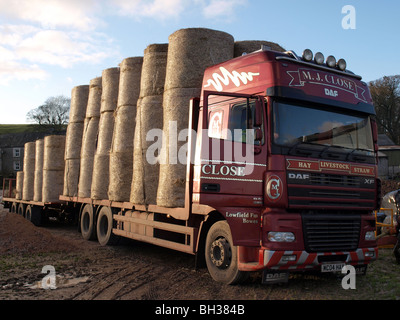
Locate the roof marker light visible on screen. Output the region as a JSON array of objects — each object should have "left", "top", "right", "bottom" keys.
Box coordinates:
[
  {"left": 314, "top": 52, "right": 324, "bottom": 65},
  {"left": 326, "top": 55, "right": 336, "bottom": 68},
  {"left": 302, "top": 49, "right": 313, "bottom": 62},
  {"left": 337, "top": 58, "right": 347, "bottom": 71}
]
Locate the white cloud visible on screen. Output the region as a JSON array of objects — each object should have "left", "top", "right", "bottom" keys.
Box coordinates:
[
  {"left": 202, "top": 0, "right": 247, "bottom": 20},
  {"left": 0, "top": 0, "right": 101, "bottom": 31},
  {"left": 111, "top": 0, "right": 186, "bottom": 20}
]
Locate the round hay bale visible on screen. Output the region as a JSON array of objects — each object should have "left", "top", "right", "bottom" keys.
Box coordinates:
[
  {"left": 96, "top": 111, "right": 114, "bottom": 155},
  {"left": 65, "top": 121, "right": 84, "bottom": 160},
  {"left": 78, "top": 117, "right": 100, "bottom": 198},
  {"left": 117, "top": 56, "right": 143, "bottom": 107},
  {"left": 22, "top": 142, "right": 36, "bottom": 201},
  {"left": 33, "top": 139, "right": 44, "bottom": 202},
  {"left": 139, "top": 44, "right": 168, "bottom": 97},
  {"left": 108, "top": 152, "right": 133, "bottom": 201},
  {"left": 100, "top": 67, "right": 120, "bottom": 113},
  {"left": 111, "top": 104, "right": 136, "bottom": 153},
  {"left": 63, "top": 159, "right": 80, "bottom": 197},
  {"left": 69, "top": 85, "right": 89, "bottom": 123},
  {"left": 156, "top": 87, "right": 200, "bottom": 208},
  {"left": 44, "top": 135, "right": 65, "bottom": 171},
  {"left": 42, "top": 135, "right": 66, "bottom": 201},
  {"left": 234, "top": 40, "right": 286, "bottom": 57},
  {"left": 16, "top": 171, "right": 24, "bottom": 200},
  {"left": 164, "top": 28, "right": 234, "bottom": 90},
  {"left": 131, "top": 95, "right": 164, "bottom": 205},
  {"left": 86, "top": 77, "right": 102, "bottom": 118},
  {"left": 43, "top": 169, "right": 64, "bottom": 203},
  {"left": 91, "top": 153, "right": 110, "bottom": 200}
]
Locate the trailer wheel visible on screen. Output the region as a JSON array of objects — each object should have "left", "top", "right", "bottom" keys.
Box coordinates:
[
  {"left": 205, "top": 220, "right": 248, "bottom": 285},
  {"left": 11, "top": 202, "right": 17, "bottom": 213},
  {"left": 17, "top": 203, "right": 25, "bottom": 216},
  {"left": 80, "top": 204, "right": 96, "bottom": 241},
  {"left": 25, "top": 205, "right": 42, "bottom": 226},
  {"left": 96, "top": 206, "right": 120, "bottom": 246}
]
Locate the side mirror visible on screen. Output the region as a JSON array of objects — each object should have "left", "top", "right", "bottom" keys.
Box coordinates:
[{"left": 254, "top": 99, "right": 263, "bottom": 127}]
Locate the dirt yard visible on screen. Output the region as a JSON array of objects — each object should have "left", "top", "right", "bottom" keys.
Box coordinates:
[{"left": 0, "top": 208, "right": 399, "bottom": 303}]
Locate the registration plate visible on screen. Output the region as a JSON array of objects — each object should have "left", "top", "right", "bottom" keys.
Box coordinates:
[{"left": 321, "top": 263, "right": 345, "bottom": 273}]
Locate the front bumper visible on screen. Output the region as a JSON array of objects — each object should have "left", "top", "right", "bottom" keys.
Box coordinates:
[{"left": 238, "top": 247, "right": 378, "bottom": 272}]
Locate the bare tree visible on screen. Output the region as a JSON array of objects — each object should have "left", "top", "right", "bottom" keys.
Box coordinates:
[
  {"left": 369, "top": 75, "right": 400, "bottom": 144},
  {"left": 26, "top": 95, "right": 71, "bottom": 128}
]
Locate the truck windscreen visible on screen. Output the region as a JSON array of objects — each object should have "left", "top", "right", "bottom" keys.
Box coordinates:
[{"left": 273, "top": 101, "right": 374, "bottom": 159}]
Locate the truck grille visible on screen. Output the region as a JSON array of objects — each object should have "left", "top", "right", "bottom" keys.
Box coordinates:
[
  {"left": 287, "top": 172, "right": 375, "bottom": 209},
  {"left": 302, "top": 214, "right": 361, "bottom": 252}
]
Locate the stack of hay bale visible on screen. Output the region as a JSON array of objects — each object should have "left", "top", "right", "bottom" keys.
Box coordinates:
[
  {"left": 42, "top": 135, "right": 66, "bottom": 203},
  {"left": 91, "top": 67, "right": 120, "bottom": 200},
  {"left": 63, "top": 85, "right": 89, "bottom": 197},
  {"left": 108, "top": 57, "right": 143, "bottom": 202},
  {"left": 78, "top": 77, "right": 102, "bottom": 198},
  {"left": 156, "top": 28, "right": 235, "bottom": 208},
  {"left": 33, "top": 139, "right": 44, "bottom": 202},
  {"left": 131, "top": 43, "right": 168, "bottom": 205},
  {"left": 22, "top": 142, "right": 36, "bottom": 201}
]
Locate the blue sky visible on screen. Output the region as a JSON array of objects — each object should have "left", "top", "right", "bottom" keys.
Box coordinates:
[{"left": 0, "top": 0, "right": 399, "bottom": 124}]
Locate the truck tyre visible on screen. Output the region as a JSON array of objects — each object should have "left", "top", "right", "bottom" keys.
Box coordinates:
[
  {"left": 80, "top": 204, "right": 96, "bottom": 241},
  {"left": 96, "top": 206, "right": 120, "bottom": 246},
  {"left": 11, "top": 202, "right": 17, "bottom": 213},
  {"left": 26, "top": 205, "right": 42, "bottom": 226},
  {"left": 17, "top": 203, "right": 25, "bottom": 216},
  {"left": 205, "top": 220, "right": 249, "bottom": 285}
]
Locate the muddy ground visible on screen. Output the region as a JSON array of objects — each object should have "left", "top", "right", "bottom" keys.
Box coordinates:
[{"left": 0, "top": 207, "right": 399, "bottom": 306}]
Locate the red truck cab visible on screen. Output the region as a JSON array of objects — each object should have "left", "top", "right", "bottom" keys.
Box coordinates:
[{"left": 195, "top": 47, "right": 379, "bottom": 283}]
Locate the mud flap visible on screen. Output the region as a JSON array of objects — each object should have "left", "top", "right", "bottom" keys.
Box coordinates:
[{"left": 262, "top": 270, "right": 289, "bottom": 284}]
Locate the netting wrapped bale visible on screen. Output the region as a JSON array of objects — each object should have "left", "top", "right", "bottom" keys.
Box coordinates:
[
  {"left": 109, "top": 57, "right": 143, "bottom": 202},
  {"left": 63, "top": 84, "right": 89, "bottom": 196},
  {"left": 100, "top": 67, "right": 120, "bottom": 113},
  {"left": 131, "top": 44, "right": 168, "bottom": 205},
  {"left": 233, "top": 40, "right": 285, "bottom": 57},
  {"left": 64, "top": 122, "right": 85, "bottom": 160},
  {"left": 69, "top": 85, "right": 90, "bottom": 123},
  {"left": 78, "top": 77, "right": 102, "bottom": 198},
  {"left": 22, "top": 142, "right": 36, "bottom": 201},
  {"left": 157, "top": 28, "right": 234, "bottom": 208},
  {"left": 78, "top": 117, "right": 100, "bottom": 198},
  {"left": 63, "top": 159, "right": 80, "bottom": 197},
  {"left": 91, "top": 67, "right": 120, "bottom": 200},
  {"left": 43, "top": 135, "right": 65, "bottom": 203},
  {"left": 16, "top": 171, "right": 24, "bottom": 200},
  {"left": 85, "top": 77, "right": 102, "bottom": 118},
  {"left": 33, "top": 139, "right": 44, "bottom": 202}
]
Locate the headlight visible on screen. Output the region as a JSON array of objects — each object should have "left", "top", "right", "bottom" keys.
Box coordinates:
[
  {"left": 268, "top": 232, "right": 295, "bottom": 242},
  {"left": 302, "top": 49, "right": 313, "bottom": 62},
  {"left": 314, "top": 52, "right": 324, "bottom": 65},
  {"left": 365, "top": 231, "right": 376, "bottom": 241},
  {"left": 337, "top": 58, "right": 347, "bottom": 71},
  {"left": 326, "top": 55, "right": 336, "bottom": 68}
]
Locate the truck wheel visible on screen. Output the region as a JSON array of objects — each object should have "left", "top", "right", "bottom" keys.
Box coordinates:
[
  {"left": 26, "top": 205, "right": 42, "bottom": 226},
  {"left": 96, "top": 206, "right": 120, "bottom": 246},
  {"left": 17, "top": 203, "right": 25, "bottom": 216},
  {"left": 80, "top": 204, "right": 96, "bottom": 241},
  {"left": 11, "top": 202, "right": 17, "bottom": 213},
  {"left": 205, "top": 220, "right": 248, "bottom": 284}
]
